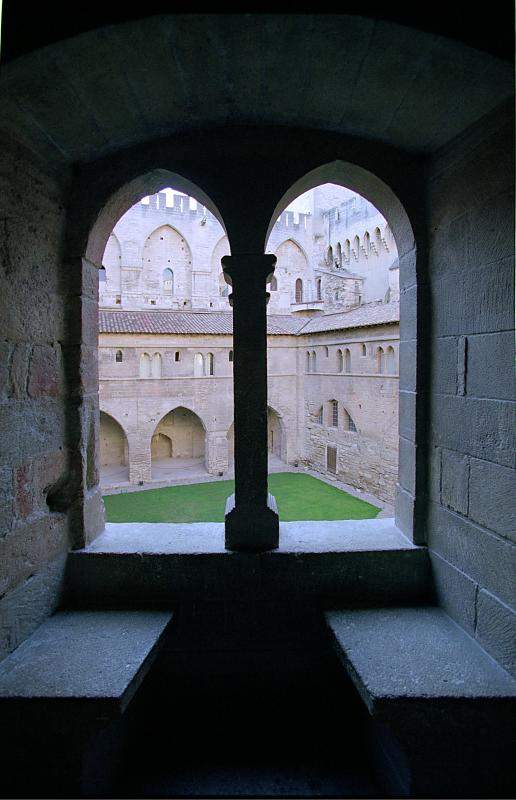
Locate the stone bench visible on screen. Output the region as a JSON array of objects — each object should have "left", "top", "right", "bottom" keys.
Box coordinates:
[
  {"left": 0, "top": 609, "right": 173, "bottom": 796},
  {"left": 325, "top": 606, "right": 516, "bottom": 797}
]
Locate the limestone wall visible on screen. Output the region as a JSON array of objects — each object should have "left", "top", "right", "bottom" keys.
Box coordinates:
[
  {"left": 101, "top": 190, "right": 396, "bottom": 316},
  {"left": 99, "top": 324, "right": 398, "bottom": 500},
  {"left": 423, "top": 105, "right": 515, "bottom": 675},
  {"left": 0, "top": 135, "right": 72, "bottom": 660}
]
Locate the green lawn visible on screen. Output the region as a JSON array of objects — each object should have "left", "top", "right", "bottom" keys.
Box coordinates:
[{"left": 103, "top": 472, "right": 380, "bottom": 523}]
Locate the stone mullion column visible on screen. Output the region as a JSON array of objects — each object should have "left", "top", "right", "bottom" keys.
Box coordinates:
[{"left": 222, "top": 253, "right": 279, "bottom": 552}]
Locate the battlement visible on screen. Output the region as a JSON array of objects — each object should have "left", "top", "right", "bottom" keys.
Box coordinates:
[
  {"left": 274, "top": 209, "right": 311, "bottom": 230},
  {"left": 135, "top": 192, "right": 216, "bottom": 222}
]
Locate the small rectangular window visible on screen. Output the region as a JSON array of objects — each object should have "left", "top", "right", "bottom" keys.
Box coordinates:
[{"left": 174, "top": 351, "right": 181, "bottom": 362}]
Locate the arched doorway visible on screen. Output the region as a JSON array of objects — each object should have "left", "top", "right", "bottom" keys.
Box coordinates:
[
  {"left": 99, "top": 411, "right": 129, "bottom": 486},
  {"left": 151, "top": 407, "right": 207, "bottom": 480},
  {"left": 267, "top": 406, "right": 286, "bottom": 468}
]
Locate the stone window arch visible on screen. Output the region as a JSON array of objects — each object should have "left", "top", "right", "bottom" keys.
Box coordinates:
[
  {"left": 329, "top": 399, "right": 338, "bottom": 427},
  {"left": 324, "top": 345, "right": 329, "bottom": 358},
  {"left": 344, "top": 348, "right": 351, "bottom": 372},
  {"left": 316, "top": 277, "right": 322, "bottom": 300},
  {"left": 163, "top": 268, "right": 174, "bottom": 294},
  {"left": 342, "top": 408, "right": 357, "bottom": 432},
  {"left": 353, "top": 235, "right": 360, "bottom": 260},
  {"left": 327, "top": 245, "right": 333, "bottom": 266},
  {"left": 306, "top": 351, "right": 311, "bottom": 372},
  {"left": 376, "top": 346, "right": 385, "bottom": 374},
  {"left": 361, "top": 343, "right": 367, "bottom": 357},
  {"left": 344, "top": 239, "right": 350, "bottom": 261},
  {"left": 115, "top": 350, "right": 123, "bottom": 363},
  {"left": 386, "top": 345, "right": 396, "bottom": 374},
  {"left": 336, "top": 242, "right": 342, "bottom": 266},
  {"left": 140, "top": 352, "right": 151, "bottom": 378},
  {"left": 295, "top": 278, "right": 303, "bottom": 303},
  {"left": 206, "top": 352, "right": 214, "bottom": 376},
  {"left": 194, "top": 352, "right": 204, "bottom": 377},
  {"left": 152, "top": 352, "right": 162, "bottom": 378},
  {"left": 364, "top": 231, "right": 370, "bottom": 256},
  {"left": 337, "top": 349, "right": 343, "bottom": 373},
  {"left": 312, "top": 351, "right": 317, "bottom": 372},
  {"left": 229, "top": 350, "right": 233, "bottom": 362},
  {"left": 375, "top": 227, "right": 382, "bottom": 252},
  {"left": 219, "top": 273, "right": 229, "bottom": 297},
  {"left": 174, "top": 351, "right": 181, "bottom": 362}
]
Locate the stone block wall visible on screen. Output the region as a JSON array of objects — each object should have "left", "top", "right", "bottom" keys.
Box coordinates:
[
  {"left": 0, "top": 135, "right": 71, "bottom": 659},
  {"left": 425, "top": 104, "right": 515, "bottom": 676}
]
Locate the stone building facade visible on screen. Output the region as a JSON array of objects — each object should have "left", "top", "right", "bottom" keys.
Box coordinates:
[{"left": 99, "top": 187, "right": 399, "bottom": 503}]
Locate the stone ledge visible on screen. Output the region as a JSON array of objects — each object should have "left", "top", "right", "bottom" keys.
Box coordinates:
[
  {"left": 0, "top": 609, "right": 172, "bottom": 714},
  {"left": 64, "top": 520, "right": 432, "bottom": 607}
]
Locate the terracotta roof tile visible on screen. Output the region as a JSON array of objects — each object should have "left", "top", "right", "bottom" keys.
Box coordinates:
[{"left": 99, "top": 303, "right": 399, "bottom": 337}]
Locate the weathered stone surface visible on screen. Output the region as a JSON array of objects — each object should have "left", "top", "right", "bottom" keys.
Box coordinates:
[
  {"left": 326, "top": 606, "right": 516, "bottom": 700},
  {"left": 427, "top": 501, "right": 516, "bottom": 607},
  {"left": 429, "top": 551, "right": 477, "bottom": 634},
  {"left": 440, "top": 448, "right": 469, "bottom": 516},
  {"left": 468, "top": 458, "right": 516, "bottom": 542},
  {"left": 476, "top": 590, "right": 516, "bottom": 677},
  {"left": 0, "top": 609, "right": 172, "bottom": 705},
  {"left": 27, "top": 344, "right": 63, "bottom": 399},
  {"left": 466, "top": 331, "right": 514, "bottom": 401}
]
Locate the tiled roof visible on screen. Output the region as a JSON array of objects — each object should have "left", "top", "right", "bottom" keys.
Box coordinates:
[
  {"left": 297, "top": 302, "right": 400, "bottom": 334},
  {"left": 99, "top": 302, "right": 399, "bottom": 337},
  {"left": 99, "top": 310, "right": 305, "bottom": 336}
]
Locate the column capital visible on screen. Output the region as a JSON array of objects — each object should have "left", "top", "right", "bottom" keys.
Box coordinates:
[{"left": 221, "top": 253, "right": 277, "bottom": 285}]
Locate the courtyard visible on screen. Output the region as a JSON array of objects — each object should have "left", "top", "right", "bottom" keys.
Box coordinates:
[{"left": 103, "top": 472, "right": 380, "bottom": 523}]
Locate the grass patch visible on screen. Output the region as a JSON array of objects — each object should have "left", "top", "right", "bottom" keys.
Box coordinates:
[{"left": 103, "top": 472, "right": 380, "bottom": 523}]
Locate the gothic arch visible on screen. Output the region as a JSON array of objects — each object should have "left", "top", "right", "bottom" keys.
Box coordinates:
[
  {"left": 151, "top": 406, "right": 206, "bottom": 465},
  {"left": 265, "top": 160, "right": 418, "bottom": 539},
  {"left": 99, "top": 411, "right": 129, "bottom": 471}
]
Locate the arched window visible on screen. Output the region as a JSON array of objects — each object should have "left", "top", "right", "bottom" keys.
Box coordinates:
[
  {"left": 152, "top": 352, "right": 162, "bottom": 378},
  {"left": 163, "top": 268, "right": 174, "bottom": 293},
  {"left": 99, "top": 266, "right": 106, "bottom": 283},
  {"left": 376, "top": 346, "right": 385, "bottom": 374},
  {"left": 306, "top": 351, "right": 311, "bottom": 372},
  {"left": 364, "top": 231, "right": 370, "bottom": 256},
  {"left": 375, "top": 227, "right": 382, "bottom": 252},
  {"left": 324, "top": 345, "right": 329, "bottom": 358},
  {"left": 219, "top": 273, "right": 229, "bottom": 297},
  {"left": 344, "top": 240, "right": 350, "bottom": 261},
  {"left": 312, "top": 351, "right": 317, "bottom": 372},
  {"left": 115, "top": 350, "right": 123, "bottom": 363},
  {"left": 330, "top": 399, "right": 338, "bottom": 427},
  {"left": 316, "top": 277, "right": 322, "bottom": 301},
  {"left": 194, "top": 353, "right": 204, "bottom": 377},
  {"left": 295, "top": 278, "right": 303, "bottom": 303},
  {"left": 206, "top": 352, "right": 214, "bottom": 376},
  {"left": 344, "top": 348, "right": 351, "bottom": 372},
  {"left": 327, "top": 245, "right": 333, "bottom": 266},
  {"left": 269, "top": 275, "right": 277, "bottom": 291},
  {"left": 343, "top": 409, "right": 357, "bottom": 432},
  {"left": 229, "top": 350, "right": 233, "bottom": 362},
  {"left": 337, "top": 349, "right": 343, "bottom": 373},
  {"left": 361, "top": 343, "right": 367, "bottom": 357},
  {"left": 386, "top": 345, "right": 396, "bottom": 374},
  {"left": 353, "top": 235, "right": 360, "bottom": 260},
  {"left": 140, "top": 352, "right": 151, "bottom": 378},
  {"left": 336, "top": 242, "right": 342, "bottom": 267},
  {"left": 174, "top": 351, "right": 181, "bottom": 362}
]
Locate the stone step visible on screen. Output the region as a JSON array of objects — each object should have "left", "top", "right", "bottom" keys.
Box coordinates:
[
  {"left": 0, "top": 609, "right": 173, "bottom": 795},
  {"left": 325, "top": 606, "right": 516, "bottom": 796},
  {"left": 65, "top": 519, "right": 432, "bottom": 607}
]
